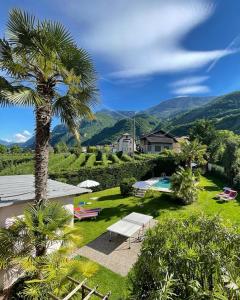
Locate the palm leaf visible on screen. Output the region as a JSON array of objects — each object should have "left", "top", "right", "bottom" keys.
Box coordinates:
[
  {"left": 2, "top": 86, "right": 42, "bottom": 106},
  {"left": 6, "top": 9, "right": 36, "bottom": 49}
]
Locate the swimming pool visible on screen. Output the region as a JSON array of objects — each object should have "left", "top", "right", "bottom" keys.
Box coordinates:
[{"left": 152, "top": 177, "right": 171, "bottom": 190}]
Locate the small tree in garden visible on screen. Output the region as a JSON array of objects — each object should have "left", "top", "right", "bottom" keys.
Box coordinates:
[
  {"left": 55, "top": 141, "right": 69, "bottom": 153},
  {"left": 128, "top": 215, "right": 240, "bottom": 300},
  {"left": 120, "top": 177, "right": 136, "bottom": 196},
  {"left": 0, "top": 202, "right": 96, "bottom": 299},
  {"left": 0, "top": 144, "right": 8, "bottom": 154},
  {"left": 171, "top": 167, "right": 199, "bottom": 204},
  {"left": 177, "top": 139, "right": 207, "bottom": 168}
]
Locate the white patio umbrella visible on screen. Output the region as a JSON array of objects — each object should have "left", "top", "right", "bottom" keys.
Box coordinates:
[
  {"left": 77, "top": 180, "right": 100, "bottom": 188},
  {"left": 132, "top": 181, "right": 151, "bottom": 190}
]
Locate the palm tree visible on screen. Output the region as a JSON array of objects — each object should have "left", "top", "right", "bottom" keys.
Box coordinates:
[
  {"left": 177, "top": 139, "right": 207, "bottom": 168},
  {"left": 171, "top": 167, "right": 199, "bottom": 204},
  {"left": 0, "top": 202, "right": 97, "bottom": 299},
  {"left": 0, "top": 9, "right": 97, "bottom": 204}
]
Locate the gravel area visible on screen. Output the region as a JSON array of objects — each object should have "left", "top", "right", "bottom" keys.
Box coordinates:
[{"left": 74, "top": 220, "right": 156, "bottom": 276}]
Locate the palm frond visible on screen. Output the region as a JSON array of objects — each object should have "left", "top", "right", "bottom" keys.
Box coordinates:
[
  {"left": 0, "top": 39, "right": 31, "bottom": 78},
  {"left": 53, "top": 93, "right": 95, "bottom": 140},
  {"left": 2, "top": 86, "right": 42, "bottom": 106},
  {"left": 6, "top": 9, "right": 36, "bottom": 48},
  {"left": 39, "top": 20, "right": 74, "bottom": 52}
]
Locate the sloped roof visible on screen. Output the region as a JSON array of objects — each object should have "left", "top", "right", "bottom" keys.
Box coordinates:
[
  {"left": 140, "top": 129, "right": 178, "bottom": 142},
  {"left": 145, "top": 137, "right": 175, "bottom": 143},
  {"left": 0, "top": 175, "right": 91, "bottom": 207}
]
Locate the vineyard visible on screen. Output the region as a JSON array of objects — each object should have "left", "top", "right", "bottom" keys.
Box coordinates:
[{"left": 0, "top": 152, "right": 157, "bottom": 176}]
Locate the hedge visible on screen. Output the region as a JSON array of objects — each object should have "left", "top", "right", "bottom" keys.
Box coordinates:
[
  {"left": 110, "top": 154, "right": 122, "bottom": 164},
  {"left": 50, "top": 157, "right": 177, "bottom": 190},
  {"left": 85, "top": 154, "right": 96, "bottom": 167}
]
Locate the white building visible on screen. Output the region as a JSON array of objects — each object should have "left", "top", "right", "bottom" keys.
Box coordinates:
[
  {"left": 117, "top": 133, "right": 136, "bottom": 154},
  {"left": 0, "top": 175, "right": 91, "bottom": 291}
]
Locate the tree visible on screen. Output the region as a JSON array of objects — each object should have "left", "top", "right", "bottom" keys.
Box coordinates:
[
  {"left": 120, "top": 177, "right": 137, "bottom": 196},
  {"left": 171, "top": 167, "right": 199, "bottom": 205},
  {"left": 189, "top": 119, "right": 216, "bottom": 145},
  {"left": 10, "top": 144, "right": 21, "bottom": 153},
  {"left": 128, "top": 215, "right": 240, "bottom": 299},
  {"left": 177, "top": 139, "right": 207, "bottom": 168},
  {"left": 0, "top": 144, "right": 7, "bottom": 154},
  {"left": 0, "top": 9, "right": 97, "bottom": 204},
  {"left": 208, "top": 130, "right": 237, "bottom": 163},
  {"left": 55, "top": 141, "right": 69, "bottom": 153},
  {"left": 0, "top": 202, "right": 96, "bottom": 299}
]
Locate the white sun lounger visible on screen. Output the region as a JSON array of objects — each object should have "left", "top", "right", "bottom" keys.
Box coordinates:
[{"left": 107, "top": 212, "right": 153, "bottom": 248}]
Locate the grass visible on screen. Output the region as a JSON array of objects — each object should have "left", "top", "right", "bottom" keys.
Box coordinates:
[
  {"left": 74, "top": 256, "right": 127, "bottom": 300},
  {"left": 74, "top": 175, "right": 240, "bottom": 298}
]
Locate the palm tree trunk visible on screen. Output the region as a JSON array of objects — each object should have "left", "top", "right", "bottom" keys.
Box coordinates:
[{"left": 34, "top": 103, "right": 52, "bottom": 205}]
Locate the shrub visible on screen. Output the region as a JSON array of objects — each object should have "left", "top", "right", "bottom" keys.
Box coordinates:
[
  {"left": 129, "top": 214, "right": 240, "bottom": 299},
  {"left": 50, "top": 158, "right": 158, "bottom": 190},
  {"left": 87, "top": 146, "right": 97, "bottom": 153},
  {"left": 121, "top": 154, "right": 132, "bottom": 162},
  {"left": 101, "top": 153, "right": 109, "bottom": 166},
  {"left": 110, "top": 154, "right": 121, "bottom": 164},
  {"left": 69, "top": 153, "right": 86, "bottom": 170},
  {"left": 120, "top": 177, "right": 136, "bottom": 196},
  {"left": 69, "top": 146, "right": 82, "bottom": 157},
  {"left": 85, "top": 154, "right": 96, "bottom": 167},
  {"left": 171, "top": 167, "right": 199, "bottom": 205}
]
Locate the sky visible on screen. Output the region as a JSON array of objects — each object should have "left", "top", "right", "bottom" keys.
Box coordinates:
[{"left": 0, "top": 0, "right": 240, "bottom": 142}]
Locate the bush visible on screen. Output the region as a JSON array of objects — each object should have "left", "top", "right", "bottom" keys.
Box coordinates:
[
  {"left": 120, "top": 177, "right": 137, "bottom": 196},
  {"left": 121, "top": 154, "right": 132, "bottom": 162},
  {"left": 87, "top": 146, "right": 97, "bottom": 153},
  {"left": 129, "top": 214, "right": 240, "bottom": 299},
  {"left": 110, "top": 154, "right": 121, "bottom": 164},
  {"left": 85, "top": 154, "right": 96, "bottom": 167},
  {"left": 101, "top": 153, "right": 108, "bottom": 166},
  {"left": 50, "top": 158, "right": 158, "bottom": 190},
  {"left": 171, "top": 167, "right": 199, "bottom": 205}
]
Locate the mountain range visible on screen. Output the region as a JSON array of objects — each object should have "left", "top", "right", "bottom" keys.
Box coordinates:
[{"left": 3, "top": 92, "right": 240, "bottom": 148}]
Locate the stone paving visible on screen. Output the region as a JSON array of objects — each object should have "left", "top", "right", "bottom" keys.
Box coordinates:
[{"left": 74, "top": 220, "right": 156, "bottom": 276}]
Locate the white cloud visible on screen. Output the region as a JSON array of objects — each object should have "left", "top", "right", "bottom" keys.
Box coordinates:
[
  {"left": 171, "top": 76, "right": 209, "bottom": 88},
  {"left": 13, "top": 130, "right": 32, "bottom": 143},
  {"left": 60, "top": 0, "right": 234, "bottom": 78},
  {"left": 173, "top": 85, "right": 210, "bottom": 95},
  {"left": 171, "top": 75, "right": 210, "bottom": 95}
]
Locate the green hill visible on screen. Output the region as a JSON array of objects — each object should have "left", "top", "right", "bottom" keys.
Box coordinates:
[
  {"left": 168, "top": 91, "right": 240, "bottom": 135},
  {"left": 82, "top": 114, "right": 160, "bottom": 145},
  {"left": 143, "top": 96, "right": 214, "bottom": 119}
]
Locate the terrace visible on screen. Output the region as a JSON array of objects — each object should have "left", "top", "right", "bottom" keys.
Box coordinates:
[{"left": 73, "top": 175, "right": 240, "bottom": 299}]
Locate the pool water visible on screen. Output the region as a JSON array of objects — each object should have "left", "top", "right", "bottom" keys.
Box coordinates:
[{"left": 153, "top": 178, "right": 171, "bottom": 189}]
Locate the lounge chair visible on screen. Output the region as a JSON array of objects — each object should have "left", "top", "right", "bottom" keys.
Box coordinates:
[
  {"left": 74, "top": 211, "right": 99, "bottom": 221},
  {"left": 216, "top": 187, "right": 231, "bottom": 198},
  {"left": 220, "top": 190, "right": 238, "bottom": 201},
  {"left": 74, "top": 207, "right": 101, "bottom": 213}
]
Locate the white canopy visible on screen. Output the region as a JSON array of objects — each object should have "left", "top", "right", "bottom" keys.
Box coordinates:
[
  {"left": 132, "top": 181, "right": 151, "bottom": 190},
  {"left": 78, "top": 180, "right": 100, "bottom": 188}
]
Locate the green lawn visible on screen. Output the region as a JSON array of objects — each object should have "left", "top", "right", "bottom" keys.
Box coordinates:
[
  {"left": 74, "top": 256, "right": 127, "bottom": 300},
  {"left": 73, "top": 175, "right": 240, "bottom": 299}
]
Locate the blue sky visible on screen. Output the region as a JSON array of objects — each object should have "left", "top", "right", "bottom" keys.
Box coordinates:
[{"left": 0, "top": 0, "right": 240, "bottom": 142}]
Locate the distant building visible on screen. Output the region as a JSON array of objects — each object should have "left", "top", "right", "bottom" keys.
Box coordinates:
[
  {"left": 117, "top": 133, "right": 136, "bottom": 154},
  {"left": 140, "top": 130, "right": 180, "bottom": 153},
  {"left": 0, "top": 175, "right": 91, "bottom": 291}
]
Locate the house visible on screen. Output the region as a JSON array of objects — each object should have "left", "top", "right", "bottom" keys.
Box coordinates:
[
  {"left": 140, "top": 130, "right": 180, "bottom": 153},
  {"left": 0, "top": 175, "right": 91, "bottom": 291},
  {"left": 116, "top": 133, "right": 136, "bottom": 154}
]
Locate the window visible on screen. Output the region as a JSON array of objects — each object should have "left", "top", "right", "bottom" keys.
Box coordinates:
[{"left": 154, "top": 145, "right": 162, "bottom": 152}]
